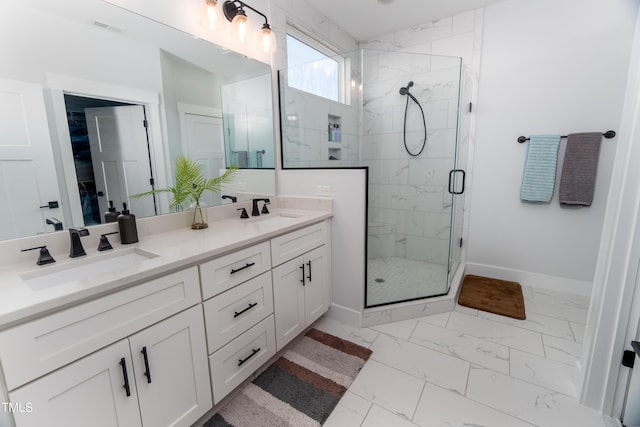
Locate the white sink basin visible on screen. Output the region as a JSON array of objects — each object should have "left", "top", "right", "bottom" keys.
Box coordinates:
[
  {"left": 249, "top": 213, "right": 301, "bottom": 227},
  {"left": 21, "top": 248, "right": 159, "bottom": 291}
]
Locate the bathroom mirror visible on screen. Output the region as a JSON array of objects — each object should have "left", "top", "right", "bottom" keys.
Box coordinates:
[{"left": 0, "top": 0, "right": 276, "bottom": 241}]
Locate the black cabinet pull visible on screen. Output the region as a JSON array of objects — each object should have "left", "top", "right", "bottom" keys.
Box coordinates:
[
  {"left": 231, "top": 262, "right": 256, "bottom": 275},
  {"left": 238, "top": 348, "right": 260, "bottom": 366},
  {"left": 119, "top": 357, "right": 131, "bottom": 397},
  {"left": 306, "top": 260, "right": 312, "bottom": 281},
  {"left": 141, "top": 346, "right": 152, "bottom": 384},
  {"left": 234, "top": 302, "right": 258, "bottom": 318},
  {"left": 300, "top": 264, "right": 305, "bottom": 286}
]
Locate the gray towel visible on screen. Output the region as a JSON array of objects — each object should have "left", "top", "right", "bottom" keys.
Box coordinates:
[{"left": 558, "top": 132, "right": 602, "bottom": 206}]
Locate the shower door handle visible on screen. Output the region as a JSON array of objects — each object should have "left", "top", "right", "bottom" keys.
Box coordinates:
[{"left": 448, "top": 169, "right": 466, "bottom": 195}]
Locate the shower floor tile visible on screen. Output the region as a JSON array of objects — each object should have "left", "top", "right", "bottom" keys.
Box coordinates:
[{"left": 367, "top": 256, "right": 448, "bottom": 306}]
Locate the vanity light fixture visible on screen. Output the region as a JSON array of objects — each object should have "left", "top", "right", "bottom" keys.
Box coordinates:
[
  {"left": 205, "top": 0, "right": 220, "bottom": 30},
  {"left": 222, "top": 0, "right": 277, "bottom": 54}
]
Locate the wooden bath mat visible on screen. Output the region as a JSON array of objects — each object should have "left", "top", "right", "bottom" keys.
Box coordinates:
[{"left": 458, "top": 275, "right": 526, "bottom": 320}]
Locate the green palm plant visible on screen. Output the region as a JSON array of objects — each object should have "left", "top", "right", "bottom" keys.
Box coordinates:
[{"left": 131, "top": 155, "right": 238, "bottom": 229}]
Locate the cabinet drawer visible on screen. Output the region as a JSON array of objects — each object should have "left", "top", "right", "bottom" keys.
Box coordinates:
[
  {"left": 200, "top": 241, "right": 271, "bottom": 300},
  {"left": 270, "top": 221, "right": 329, "bottom": 266},
  {"left": 209, "top": 315, "right": 276, "bottom": 404},
  {"left": 0, "top": 267, "right": 200, "bottom": 391},
  {"left": 203, "top": 271, "right": 273, "bottom": 354}
]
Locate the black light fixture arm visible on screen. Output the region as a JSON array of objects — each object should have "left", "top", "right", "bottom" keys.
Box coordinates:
[{"left": 223, "top": 0, "right": 270, "bottom": 27}]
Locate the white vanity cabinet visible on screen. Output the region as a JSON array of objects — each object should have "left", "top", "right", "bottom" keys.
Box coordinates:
[
  {"left": 271, "top": 221, "right": 331, "bottom": 350},
  {"left": 1, "top": 268, "right": 212, "bottom": 427},
  {"left": 200, "top": 243, "right": 277, "bottom": 404}
]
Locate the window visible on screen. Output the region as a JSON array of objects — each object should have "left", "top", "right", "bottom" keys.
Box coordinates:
[{"left": 286, "top": 28, "right": 346, "bottom": 103}]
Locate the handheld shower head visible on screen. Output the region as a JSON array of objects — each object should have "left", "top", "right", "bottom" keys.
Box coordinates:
[{"left": 399, "top": 81, "right": 414, "bottom": 96}]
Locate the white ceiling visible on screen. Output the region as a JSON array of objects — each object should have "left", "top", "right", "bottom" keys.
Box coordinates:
[{"left": 309, "top": 0, "right": 506, "bottom": 41}]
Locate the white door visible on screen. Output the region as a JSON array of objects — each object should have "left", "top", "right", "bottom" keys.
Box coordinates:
[
  {"left": 0, "top": 78, "right": 63, "bottom": 239},
  {"left": 9, "top": 340, "right": 142, "bottom": 427},
  {"left": 180, "top": 107, "right": 225, "bottom": 207},
  {"left": 272, "top": 255, "right": 306, "bottom": 350},
  {"left": 304, "top": 245, "right": 330, "bottom": 326},
  {"left": 85, "top": 105, "right": 156, "bottom": 219},
  {"left": 129, "top": 305, "right": 212, "bottom": 427}
]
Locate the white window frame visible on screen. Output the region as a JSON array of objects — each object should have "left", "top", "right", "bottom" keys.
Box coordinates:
[{"left": 286, "top": 25, "right": 349, "bottom": 104}]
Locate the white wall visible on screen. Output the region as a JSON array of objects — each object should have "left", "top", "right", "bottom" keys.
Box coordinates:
[
  {"left": 277, "top": 169, "right": 367, "bottom": 324},
  {"left": 467, "top": 0, "right": 638, "bottom": 293}
]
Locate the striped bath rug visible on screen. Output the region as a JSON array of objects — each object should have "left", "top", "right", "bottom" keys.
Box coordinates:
[{"left": 204, "top": 328, "right": 372, "bottom": 426}]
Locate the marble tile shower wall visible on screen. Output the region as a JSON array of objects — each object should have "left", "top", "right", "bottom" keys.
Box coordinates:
[
  {"left": 361, "top": 10, "right": 483, "bottom": 266},
  {"left": 363, "top": 52, "right": 461, "bottom": 264}
]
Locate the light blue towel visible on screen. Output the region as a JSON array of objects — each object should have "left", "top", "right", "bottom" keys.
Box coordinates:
[{"left": 520, "top": 135, "right": 561, "bottom": 203}]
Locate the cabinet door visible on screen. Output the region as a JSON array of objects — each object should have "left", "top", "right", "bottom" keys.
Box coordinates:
[
  {"left": 9, "top": 340, "right": 141, "bottom": 427},
  {"left": 304, "top": 245, "right": 330, "bottom": 326},
  {"left": 272, "top": 255, "right": 306, "bottom": 350},
  {"left": 129, "top": 305, "right": 212, "bottom": 427}
]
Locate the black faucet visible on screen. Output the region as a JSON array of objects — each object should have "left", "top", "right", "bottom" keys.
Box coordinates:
[
  {"left": 69, "top": 227, "right": 89, "bottom": 258},
  {"left": 21, "top": 246, "right": 55, "bottom": 265},
  {"left": 251, "top": 198, "right": 270, "bottom": 216},
  {"left": 222, "top": 195, "right": 237, "bottom": 203},
  {"left": 46, "top": 217, "right": 63, "bottom": 231}
]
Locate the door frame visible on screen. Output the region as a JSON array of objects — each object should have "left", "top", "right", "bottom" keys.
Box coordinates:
[{"left": 45, "top": 73, "right": 168, "bottom": 227}]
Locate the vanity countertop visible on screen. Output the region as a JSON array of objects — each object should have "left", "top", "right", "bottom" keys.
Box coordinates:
[{"left": 0, "top": 207, "right": 332, "bottom": 330}]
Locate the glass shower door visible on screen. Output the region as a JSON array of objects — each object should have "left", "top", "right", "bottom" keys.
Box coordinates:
[{"left": 364, "top": 50, "right": 463, "bottom": 307}]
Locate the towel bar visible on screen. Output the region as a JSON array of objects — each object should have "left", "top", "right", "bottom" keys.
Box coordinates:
[{"left": 517, "top": 130, "right": 616, "bottom": 143}]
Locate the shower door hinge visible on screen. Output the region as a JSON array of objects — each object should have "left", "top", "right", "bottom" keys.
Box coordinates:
[
  {"left": 468, "top": 102, "right": 473, "bottom": 113},
  {"left": 143, "top": 119, "right": 148, "bottom": 128},
  {"left": 459, "top": 238, "right": 463, "bottom": 248}
]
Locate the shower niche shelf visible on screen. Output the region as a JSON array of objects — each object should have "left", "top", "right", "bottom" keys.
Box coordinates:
[{"left": 328, "top": 114, "right": 342, "bottom": 143}]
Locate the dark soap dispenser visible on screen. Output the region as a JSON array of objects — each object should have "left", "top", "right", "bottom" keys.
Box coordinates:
[
  {"left": 104, "top": 200, "right": 120, "bottom": 223},
  {"left": 118, "top": 203, "right": 139, "bottom": 244}
]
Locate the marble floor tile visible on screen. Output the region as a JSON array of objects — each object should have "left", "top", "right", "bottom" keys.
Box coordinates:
[
  {"left": 477, "top": 310, "right": 575, "bottom": 341},
  {"left": 349, "top": 360, "right": 425, "bottom": 420},
  {"left": 371, "top": 332, "right": 470, "bottom": 394},
  {"left": 371, "top": 318, "right": 418, "bottom": 340},
  {"left": 510, "top": 349, "right": 578, "bottom": 397},
  {"left": 362, "top": 404, "right": 419, "bottom": 427},
  {"left": 324, "top": 391, "right": 372, "bottom": 427},
  {"left": 410, "top": 321, "right": 510, "bottom": 374},
  {"left": 447, "top": 311, "right": 545, "bottom": 356},
  {"left": 543, "top": 335, "right": 583, "bottom": 365},
  {"left": 466, "top": 366, "right": 605, "bottom": 427},
  {"left": 313, "top": 316, "right": 380, "bottom": 349},
  {"left": 417, "top": 311, "right": 450, "bottom": 327},
  {"left": 570, "top": 321, "right": 586, "bottom": 343},
  {"left": 525, "top": 297, "right": 588, "bottom": 324},
  {"left": 521, "top": 284, "right": 535, "bottom": 299},
  {"left": 531, "top": 288, "right": 590, "bottom": 310},
  {"left": 413, "top": 383, "right": 535, "bottom": 427}
]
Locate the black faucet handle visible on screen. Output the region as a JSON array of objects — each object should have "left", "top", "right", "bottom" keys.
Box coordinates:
[
  {"left": 261, "top": 201, "right": 270, "bottom": 214},
  {"left": 98, "top": 232, "right": 118, "bottom": 251},
  {"left": 21, "top": 246, "right": 56, "bottom": 266},
  {"left": 69, "top": 227, "right": 90, "bottom": 236},
  {"left": 237, "top": 208, "right": 249, "bottom": 219}
]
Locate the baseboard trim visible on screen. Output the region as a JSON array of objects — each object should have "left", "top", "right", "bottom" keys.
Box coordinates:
[
  {"left": 465, "top": 263, "right": 592, "bottom": 296},
  {"left": 326, "top": 303, "right": 362, "bottom": 327}
]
